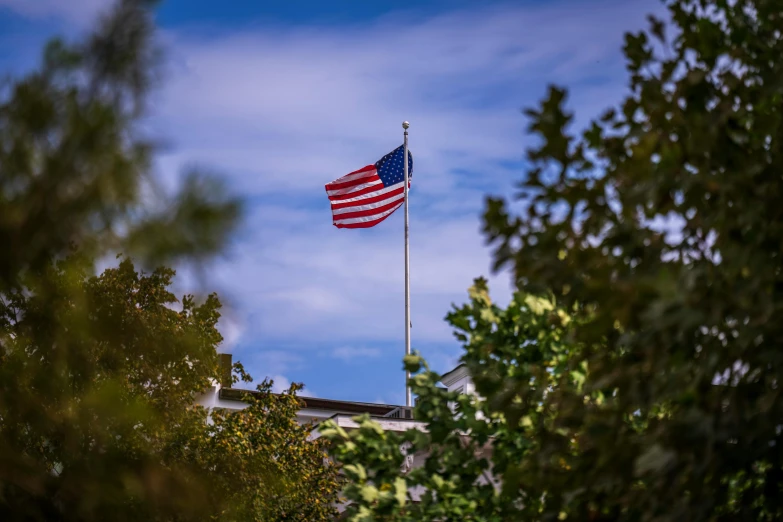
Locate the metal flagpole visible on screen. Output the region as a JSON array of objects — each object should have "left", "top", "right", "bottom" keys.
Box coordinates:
[{"left": 403, "top": 121, "right": 412, "bottom": 408}]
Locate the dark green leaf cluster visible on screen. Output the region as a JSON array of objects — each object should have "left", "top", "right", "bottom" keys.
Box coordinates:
[
  {"left": 327, "top": 0, "right": 783, "bottom": 520},
  {"left": 0, "top": 0, "right": 241, "bottom": 290},
  {"left": 0, "top": 256, "right": 222, "bottom": 520},
  {"left": 0, "top": 257, "right": 341, "bottom": 521}
]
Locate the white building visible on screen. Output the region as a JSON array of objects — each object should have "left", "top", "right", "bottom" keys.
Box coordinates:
[
  {"left": 198, "top": 355, "right": 472, "bottom": 420},
  {"left": 197, "top": 355, "right": 474, "bottom": 425},
  {"left": 196, "top": 355, "right": 484, "bottom": 517}
]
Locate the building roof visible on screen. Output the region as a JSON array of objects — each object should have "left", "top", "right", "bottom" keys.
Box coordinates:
[
  {"left": 218, "top": 387, "right": 403, "bottom": 416},
  {"left": 438, "top": 363, "right": 468, "bottom": 387},
  {"left": 215, "top": 353, "right": 467, "bottom": 418},
  {"left": 217, "top": 353, "right": 407, "bottom": 416}
]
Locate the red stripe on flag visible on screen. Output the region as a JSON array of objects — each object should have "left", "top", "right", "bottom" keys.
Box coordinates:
[
  {"left": 334, "top": 204, "right": 402, "bottom": 228},
  {"left": 327, "top": 183, "right": 386, "bottom": 201},
  {"left": 329, "top": 186, "right": 405, "bottom": 210},
  {"left": 330, "top": 194, "right": 404, "bottom": 220},
  {"left": 326, "top": 173, "right": 378, "bottom": 192},
  {"left": 325, "top": 165, "right": 375, "bottom": 189}
]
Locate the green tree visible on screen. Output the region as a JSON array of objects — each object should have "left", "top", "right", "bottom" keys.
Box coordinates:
[
  {"left": 0, "top": 256, "right": 341, "bottom": 520},
  {"left": 191, "top": 381, "right": 342, "bottom": 522},
  {"left": 323, "top": 283, "right": 583, "bottom": 521},
  {"left": 325, "top": 0, "right": 783, "bottom": 520},
  {"left": 0, "top": 0, "right": 341, "bottom": 519}
]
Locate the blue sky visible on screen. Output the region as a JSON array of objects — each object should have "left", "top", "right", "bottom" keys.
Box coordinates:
[{"left": 0, "top": 0, "right": 663, "bottom": 404}]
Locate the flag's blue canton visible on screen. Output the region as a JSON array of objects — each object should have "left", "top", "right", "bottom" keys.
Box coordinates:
[{"left": 375, "top": 145, "right": 414, "bottom": 188}]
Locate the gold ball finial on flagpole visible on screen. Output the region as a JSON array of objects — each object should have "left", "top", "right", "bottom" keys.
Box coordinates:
[{"left": 402, "top": 121, "right": 410, "bottom": 130}]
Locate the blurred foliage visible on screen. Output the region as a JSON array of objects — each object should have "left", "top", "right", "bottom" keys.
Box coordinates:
[
  {"left": 0, "top": 257, "right": 341, "bottom": 520},
  {"left": 0, "top": 0, "right": 241, "bottom": 289},
  {"left": 0, "top": 0, "right": 340, "bottom": 519},
  {"left": 0, "top": 256, "right": 219, "bottom": 520},
  {"left": 325, "top": 0, "right": 783, "bottom": 520}
]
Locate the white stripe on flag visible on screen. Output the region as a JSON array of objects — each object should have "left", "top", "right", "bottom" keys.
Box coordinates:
[
  {"left": 331, "top": 192, "right": 404, "bottom": 216},
  {"left": 326, "top": 179, "right": 382, "bottom": 197},
  {"left": 330, "top": 182, "right": 403, "bottom": 205},
  {"left": 333, "top": 202, "right": 403, "bottom": 226}
]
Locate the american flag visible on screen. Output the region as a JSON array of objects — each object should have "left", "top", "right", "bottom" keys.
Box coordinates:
[{"left": 325, "top": 145, "right": 413, "bottom": 229}]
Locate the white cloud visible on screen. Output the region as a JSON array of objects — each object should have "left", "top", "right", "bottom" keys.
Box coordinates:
[
  {"left": 153, "top": 1, "right": 658, "bottom": 199},
  {"left": 270, "top": 375, "right": 315, "bottom": 397},
  {"left": 216, "top": 314, "right": 244, "bottom": 351},
  {"left": 131, "top": 0, "right": 669, "bottom": 402},
  {"left": 270, "top": 375, "right": 291, "bottom": 393},
  {"left": 0, "top": 0, "right": 109, "bottom": 25},
  {"left": 0, "top": 0, "right": 666, "bottom": 402},
  {"left": 149, "top": 0, "right": 662, "bottom": 362},
  {"left": 205, "top": 210, "right": 513, "bottom": 348},
  {"left": 331, "top": 346, "right": 382, "bottom": 361}
]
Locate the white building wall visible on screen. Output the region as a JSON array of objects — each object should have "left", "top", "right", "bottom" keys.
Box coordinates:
[
  {"left": 195, "top": 380, "right": 406, "bottom": 426},
  {"left": 196, "top": 366, "right": 495, "bottom": 514},
  {"left": 439, "top": 365, "right": 474, "bottom": 394}
]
